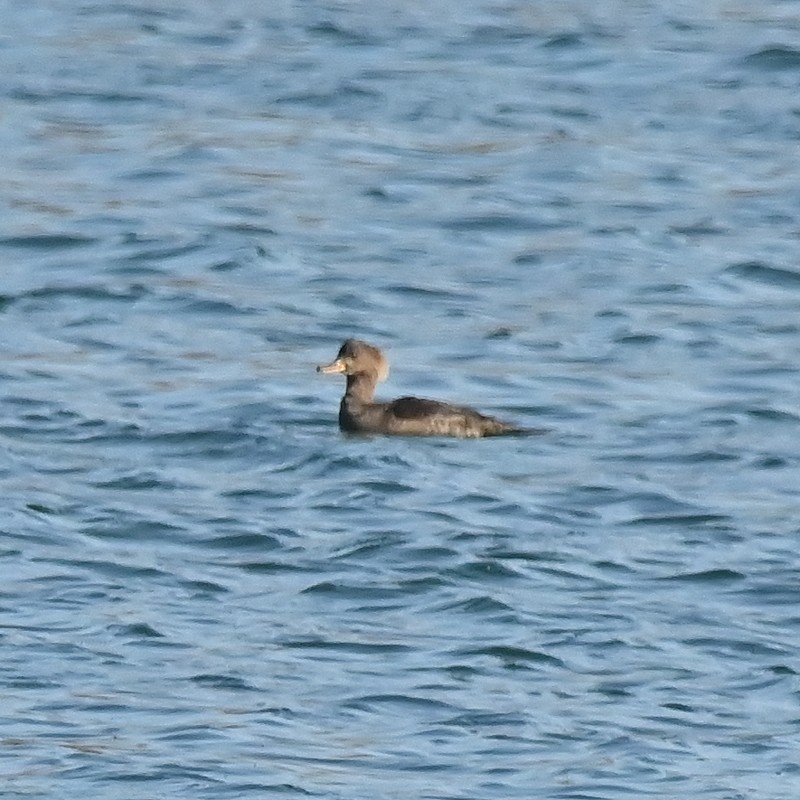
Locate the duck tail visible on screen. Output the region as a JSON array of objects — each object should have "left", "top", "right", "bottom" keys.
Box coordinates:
[{"left": 482, "top": 418, "right": 542, "bottom": 437}]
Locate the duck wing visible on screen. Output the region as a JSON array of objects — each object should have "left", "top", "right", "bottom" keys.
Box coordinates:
[
  {"left": 386, "top": 395, "right": 530, "bottom": 437},
  {"left": 388, "top": 396, "right": 460, "bottom": 419}
]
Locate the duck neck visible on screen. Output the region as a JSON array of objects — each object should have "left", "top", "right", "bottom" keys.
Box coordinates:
[{"left": 344, "top": 372, "right": 377, "bottom": 404}]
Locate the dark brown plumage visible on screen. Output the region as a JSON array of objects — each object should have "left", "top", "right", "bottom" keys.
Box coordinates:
[{"left": 317, "top": 339, "right": 528, "bottom": 438}]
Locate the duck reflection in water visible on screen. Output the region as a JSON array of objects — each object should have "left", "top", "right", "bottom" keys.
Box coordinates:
[{"left": 317, "top": 339, "right": 531, "bottom": 438}]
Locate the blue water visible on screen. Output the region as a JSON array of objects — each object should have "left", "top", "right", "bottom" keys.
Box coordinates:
[{"left": 3, "top": 2, "right": 800, "bottom": 798}]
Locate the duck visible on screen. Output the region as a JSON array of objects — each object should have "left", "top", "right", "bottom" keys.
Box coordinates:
[{"left": 317, "top": 338, "right": 529, "bottom": 438}]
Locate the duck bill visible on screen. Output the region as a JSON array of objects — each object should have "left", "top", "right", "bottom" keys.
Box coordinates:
[{"left": 317, "top": 358, "right": 346, "bottom": 374}]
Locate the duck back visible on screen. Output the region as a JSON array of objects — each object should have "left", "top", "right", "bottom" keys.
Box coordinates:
[{"left": 385, "top": 396, "right": 525, "bottom": 438}]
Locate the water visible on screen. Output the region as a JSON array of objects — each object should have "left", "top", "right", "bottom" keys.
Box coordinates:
[{"left": 2, "top": 2, "right": 800, "bottom": 798}]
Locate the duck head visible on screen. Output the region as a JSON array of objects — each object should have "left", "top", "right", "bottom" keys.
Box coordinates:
[{"left": 317, "top": 339, "right": 390, "bottom": 382}]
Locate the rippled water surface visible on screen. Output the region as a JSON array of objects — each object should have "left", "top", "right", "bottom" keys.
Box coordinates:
[{"left": 3, "top": 2, "right": 800, "bottom": 798}]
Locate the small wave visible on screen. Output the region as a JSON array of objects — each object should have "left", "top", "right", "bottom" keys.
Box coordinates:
[
  {"left": 467, "top": 25, "right": 539, "bottom": 45},
  {"left": 111, "top": 622, "right": 165, "bottom": 639},
  {"left": 439, "top": 214, "right": 563, "bottom": 233},
  {"left": 190, "top": 673, "right": 257, "bottom": 691},
  {"left": 0, "top": 234, "right": 96, "bottom": 249},
  {"left": 203, "top": 532, "right": 283, "bottom": 551},
  {"left": 307, "top": 20, "right": 382, "bottom": 47},
  {"left": 437, "top": 595, "right": 515, "bottom": 614},
  {"left": 543, "top": 32, "right": 584, "bottom": 49},
  {"left": 23, "top": 283, "right": 148, "bottom": 302},
  {"left": 279, "top": 636, "right": 410, "bottom": 655},
  {"left": 742, "top": 46, "right": 800, "bottom": 71},
  {"left": 447, "top": 560, "right": 523, "bottom": 580},
  {"left": 724, "top": 261, "right": 800, "bottom": 288},
  {"left": 746, "top": 407, "right": 800, "bottom": 423},
  {"left": 660, "top": 568, "right": 744, "bottom": 583}
]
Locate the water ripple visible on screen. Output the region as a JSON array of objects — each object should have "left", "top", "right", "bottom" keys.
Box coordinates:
[{"left": 3, "top": 3, "right": 800, "bottom": 799}]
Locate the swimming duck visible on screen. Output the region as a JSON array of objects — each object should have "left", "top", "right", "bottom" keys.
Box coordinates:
[{"left": 317, "top": 339, "right": 527, "bottom": 438}]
